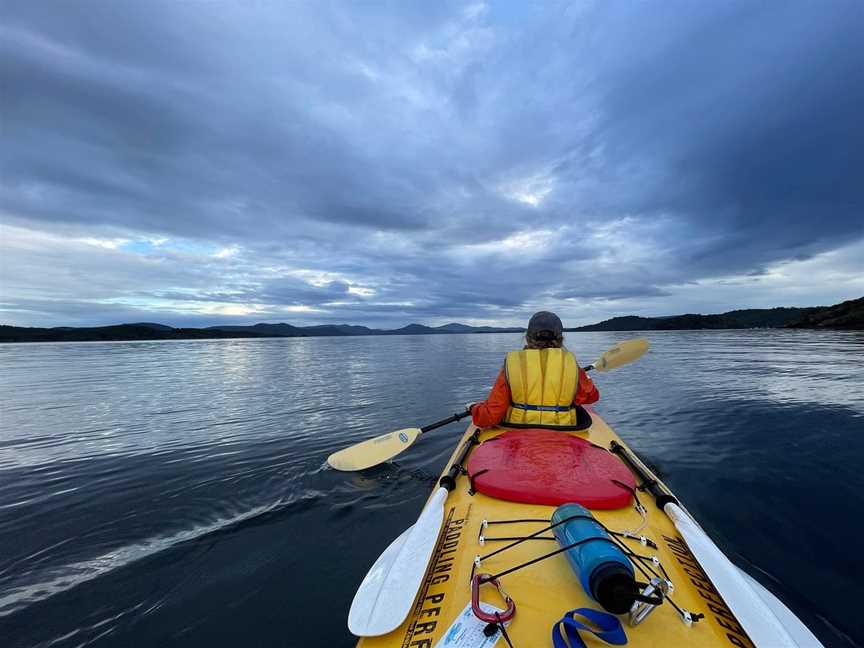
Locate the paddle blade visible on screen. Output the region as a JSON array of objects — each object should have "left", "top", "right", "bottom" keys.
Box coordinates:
[
  {"left": 347, "top": 525, "right": 412, "bottom": 634},
  {"left": 590, "top": 338, "right": 649, "bottom": 372},
  {"left": 665, "top": 503, "right": 801, "bottom": 647},
  {"left": 327, "top": 427, "right": 421, "bottom": 471},
  {"left": 348, "top": 487, "right": 448, "bottom": 636}
]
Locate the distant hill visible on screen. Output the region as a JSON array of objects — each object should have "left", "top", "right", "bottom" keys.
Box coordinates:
[
  {"left": 571, "top": 301, "right": 862, "bottom": 331},
  {"left": 128, "top": 322, "right": 174, "bottom": 331},
  {"left": 0, "top": 321, "right": 524, "bottom": 343},
  {"left": 785, "top": 296, "right": 864, "bottom": 330},
  {"left": 436, "top": 322, "right": 523, "bottom": 333},
  {"left": 300, "top": 324, "right": 376, "bottom": 336},
  {"left": 569, "top": 315, "right": 658, "bottom": 332},
  {"left": 389, "top": 323, "right": 435, "bottom": 335},
  {"left": 436, "top": 322, "right": 475, "bottom": 332},
  {"left": 209, "top": 323, "right": 309, "bottom": 336},
  {"left": 4, "top": 298, "right": 859, "bottom": 343},
  {"left": 207, "top": 322, "right": 522, "bottom": 337},
  {"left": 0, "top": 324, "right": 268, "bottom": 343}
]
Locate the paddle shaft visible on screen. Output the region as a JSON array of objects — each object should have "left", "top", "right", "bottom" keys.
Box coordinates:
[
  {"left": 439, "top": 429, "right": 480, "bottom": 491},
  {"left": 609, "top": 440, "right": 678, "bottom": 509},
  {"left": 420, "top": 409, "right": 471, "bottom": 433}
]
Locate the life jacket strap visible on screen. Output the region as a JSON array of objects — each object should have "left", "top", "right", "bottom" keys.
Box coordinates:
[{"left": 510, "top": 402, "right": 574, "bottom": 413}]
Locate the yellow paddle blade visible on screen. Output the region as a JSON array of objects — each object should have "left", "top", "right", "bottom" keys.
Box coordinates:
[
  {"left": 327, "top": 427, "right": 422, "bottom": 471},
  {"left": 590, "top": 338, "right": 650, "bottom": 372}
]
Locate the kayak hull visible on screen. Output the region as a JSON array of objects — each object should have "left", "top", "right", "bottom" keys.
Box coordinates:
[{"left": 354, "top": 410, "right": 819, "bottom": 648}]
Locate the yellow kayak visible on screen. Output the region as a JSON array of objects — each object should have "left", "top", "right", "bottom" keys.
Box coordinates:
[{"left": 353, "top": 410, "right": 822, "bottom": 648}]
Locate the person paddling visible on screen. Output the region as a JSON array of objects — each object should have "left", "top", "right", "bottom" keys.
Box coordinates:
[{"left": 468, "top": 311, "right": 598, "bottom": 430}]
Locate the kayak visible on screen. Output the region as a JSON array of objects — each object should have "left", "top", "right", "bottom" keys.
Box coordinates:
[{"left": 351, "top": 408, "right": 823, "bottom": 648}]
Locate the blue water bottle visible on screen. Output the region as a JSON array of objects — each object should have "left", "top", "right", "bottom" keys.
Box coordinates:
[{"left": 552, "top": 503, "right": 637, "bottom": 614}]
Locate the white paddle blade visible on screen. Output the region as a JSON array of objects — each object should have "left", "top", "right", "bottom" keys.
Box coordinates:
[
  {"left": 347, "top": 526, "right": 412, "bottom": 634},
  {"left": 591, "top": 338, "right": 649, "bottom": 372},
  {"left": 348, "top": 487, "right": 448, "bottom": 636},
  {"left": 327, "top": 427, "right": 421, "bottom": 471},
  {"left": 665, "top": 503, "right": 804, "bottom": 648},
  {"left": 737, "top": 568, "right": 824, "bottom": 647}
]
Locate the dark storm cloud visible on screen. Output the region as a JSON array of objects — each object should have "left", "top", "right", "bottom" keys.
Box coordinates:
[
  {"left": 1, "top": 0, "right": 862, "bottom": 327},
  {"left": 586, "top": 2, "right": 864, "bottom": 272}
]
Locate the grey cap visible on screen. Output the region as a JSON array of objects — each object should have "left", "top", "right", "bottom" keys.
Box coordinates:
[{"left": 527, "top": 311, "right": 563, "bottom": 337}]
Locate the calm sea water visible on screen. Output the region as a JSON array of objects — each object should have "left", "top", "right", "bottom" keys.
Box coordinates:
[{"left": 1, "top": 331, "right": 862, "bottom": 647}]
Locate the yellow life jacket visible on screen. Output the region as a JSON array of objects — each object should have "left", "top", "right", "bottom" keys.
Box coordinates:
[{"left": 502, "top": 348, "right": 581, "bottom": 429}]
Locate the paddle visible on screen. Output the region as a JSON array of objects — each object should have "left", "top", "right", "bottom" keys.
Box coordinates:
[
  {"left": 346, "top": 338, "right": 650, "bottom": 637},
  {"left": 328, "top": 338, "right": 649, "bottom": 472},
  {"left": 327, "top": 410, "right": 471, "bottom": 471},
  {"left": 583, "top": 337, "right": 649, "bottom": 372}
]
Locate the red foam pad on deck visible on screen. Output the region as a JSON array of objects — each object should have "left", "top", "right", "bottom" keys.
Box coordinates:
[{"left": 466, "top": 429, "right": 635, "bottom": 509}]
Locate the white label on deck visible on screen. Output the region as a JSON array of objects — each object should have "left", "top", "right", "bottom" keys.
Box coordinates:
[{"left": 433, "top": 602, "right": 507, "bottom": 648}]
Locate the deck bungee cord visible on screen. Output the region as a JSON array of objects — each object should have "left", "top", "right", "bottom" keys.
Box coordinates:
[
  {"left": 469, "top": 508, "right": 682, "bottom": 648},
  {"left": 477, "top": 517, "right": 657, "bottom": 549},
  {"left": 610, "top": 478, "right": 650, "bottom": 539},
  {"left": 469, "top": 510, "right": 700, "bottom": 629}
]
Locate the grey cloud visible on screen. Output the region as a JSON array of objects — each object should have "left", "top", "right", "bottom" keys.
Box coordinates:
[
  {"left": 1, "top": 0, "right": 862, "bottom": 327},
  {"left": 588, "top": 3, "right": 864, "bottom": 258},
  {"left": 553, "top": 286, "right": 672, "bottom": 301}
]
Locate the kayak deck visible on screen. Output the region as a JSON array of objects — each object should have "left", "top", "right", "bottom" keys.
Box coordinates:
[{"left": 356, "top": 410, "right": 756, "bottom": 648}]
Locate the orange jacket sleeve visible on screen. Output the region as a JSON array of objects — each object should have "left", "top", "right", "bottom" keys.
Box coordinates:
[
  {"left": 470, "top": 368, "right": 511, "bottom": 428},
  {"left": 470, "top": 366, "right": 600, "bottom": 427},
  {"left": 574, "top": 368, "right": 599, "bottom": 405}
]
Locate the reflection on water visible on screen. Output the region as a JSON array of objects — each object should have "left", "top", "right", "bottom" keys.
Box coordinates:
[{"left": 0, "top": 331, "right": 862, "bottom": 647}]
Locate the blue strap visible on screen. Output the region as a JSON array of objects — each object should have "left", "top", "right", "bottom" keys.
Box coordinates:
[
  {"left": 551, "top": 608, "right": 627, "bottom": 648},
  {"left": 511, "top": 402, "right": 573, "bottom": 412}
]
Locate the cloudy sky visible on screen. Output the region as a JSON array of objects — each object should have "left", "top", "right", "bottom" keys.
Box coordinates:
[{"left": 1, "top": 1, "right": 862, "bottom": 328}]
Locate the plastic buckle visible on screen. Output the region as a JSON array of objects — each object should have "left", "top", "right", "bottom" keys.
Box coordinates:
[{"left": 471, "top": 573, "right": 516, "bottom": 624}]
